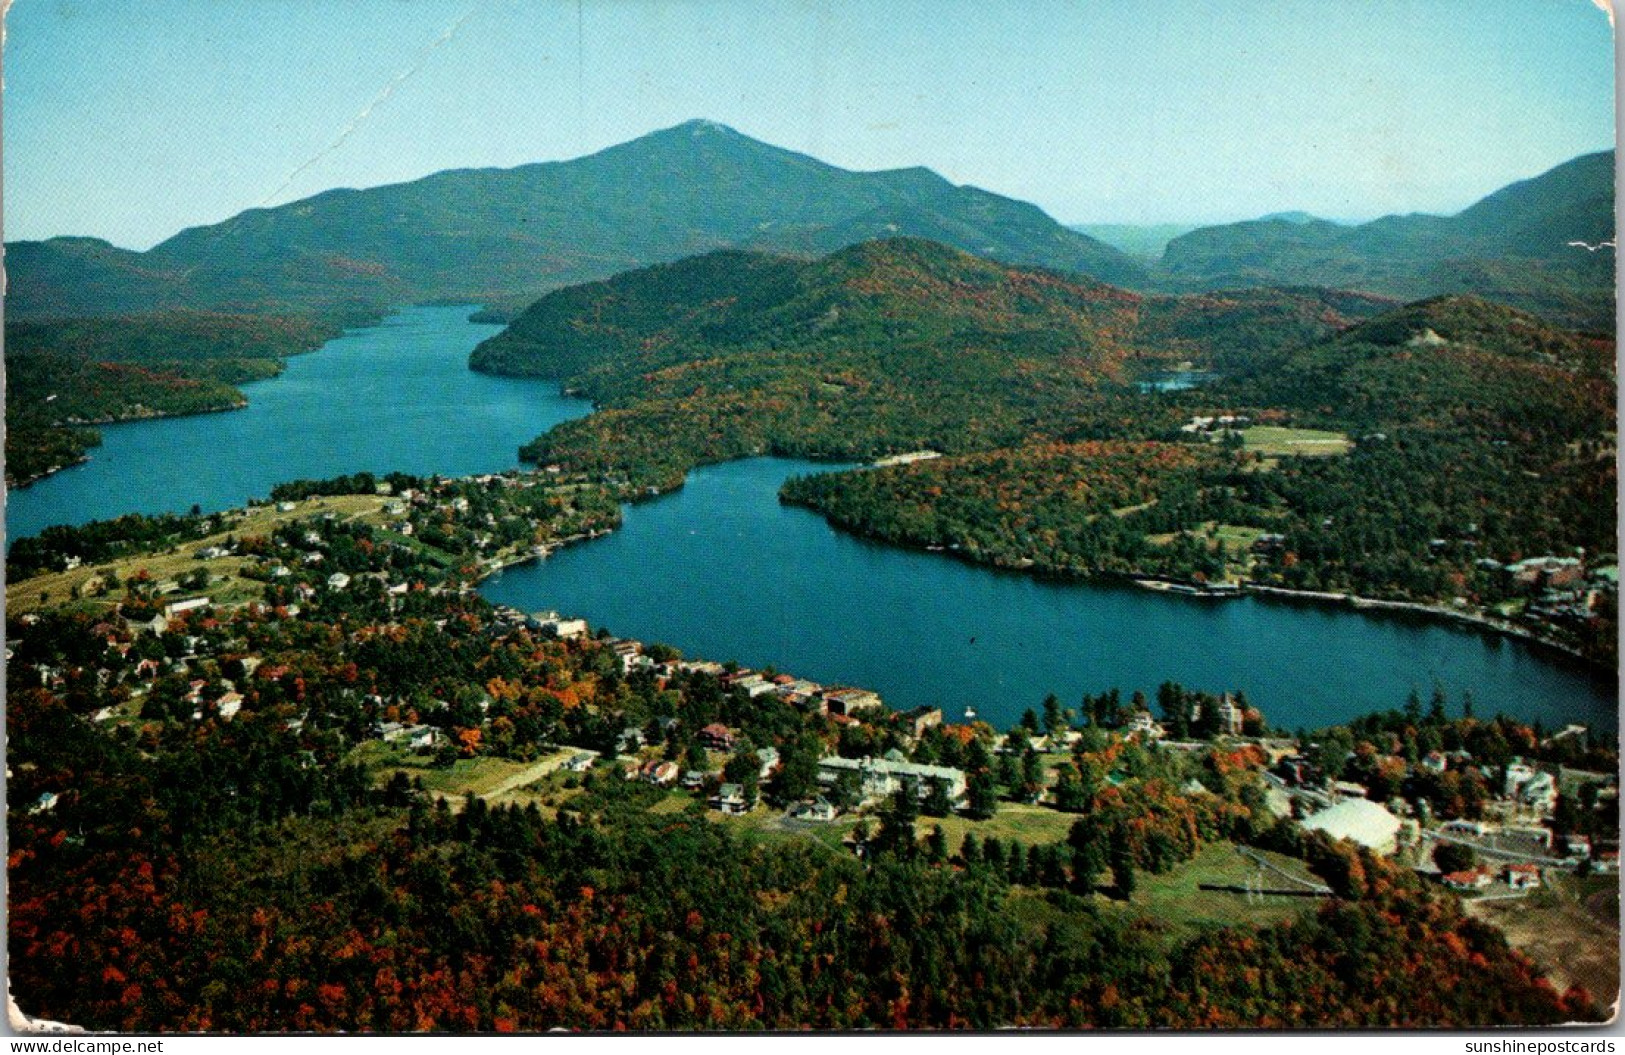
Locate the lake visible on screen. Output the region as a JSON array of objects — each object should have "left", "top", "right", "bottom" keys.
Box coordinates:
[
  {"left": 9, "top": 306, "right": 1615, "bottom": 733},
  {"left": 5, "top": 306, "right": 589, "bottom": 540},
  {"left": 483, "top": 456, "right": 1617, "bottom": 733}
]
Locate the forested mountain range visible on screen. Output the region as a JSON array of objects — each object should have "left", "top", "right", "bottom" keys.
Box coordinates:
[
  {"left": 8, "top": 126, "right": 1610, "bottom": 332},
  {"left": 5, "top": 120, "right": 1142, "bottom": 323},
  {"left": 1157, "top": 151, "right": 1616, "bottom": 329},
  {"left": 475, "top": 237, "right": 1615, "bottom": 658}
]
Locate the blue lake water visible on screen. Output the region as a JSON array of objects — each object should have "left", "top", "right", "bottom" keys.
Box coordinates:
[
  {"left": 483, "top": 456, "right": 1617, "bottom": 733},
  {"left": 8, "top": 306, "right": 1615, "bottom": 733},
  {"left": 6, "top": 306, "right": 587, "bottom": 539}
]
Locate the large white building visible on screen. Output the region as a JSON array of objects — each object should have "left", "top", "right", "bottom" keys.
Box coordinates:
[
  {"left": 817, "top": 756, "right": 966, "bottom": 805},
  {"left": 1300, "top": 797, "right": 1402, "bottom": 855}
]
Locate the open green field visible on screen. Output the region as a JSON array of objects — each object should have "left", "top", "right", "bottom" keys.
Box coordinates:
[
  {"left": 1239, "top": 426, "right": 1352, "bottom": 457},
  {"left": 355, "top": 742, "right": 579, "bottom": 802},
  {"left": 1212, "top": 522, "right": 1268, "bottom": 555},
  {"left": 1116, "top": 841, "right": 1322, "bottom": 937},
  {"left": 918, "top": 803, "right": 1078, "bottom": 856}
]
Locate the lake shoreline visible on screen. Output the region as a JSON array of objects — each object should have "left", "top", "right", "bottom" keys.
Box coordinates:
[
  {"left": 483, "top": 455, "right": 1614, "bottom": 731},
  {"left": 6, "top": 303, "right": 405, "bottom": 490},
  {"left": 8, "top": 399, "right": 251, "bottom": 489},
  {"left": 776, "top": 485, "right": 1610, "bottom": 676}
]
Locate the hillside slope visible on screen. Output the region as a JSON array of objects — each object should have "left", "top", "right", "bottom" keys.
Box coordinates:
[
  {"left": 471, "top": 238, "right": 1389, "bottom": 486},
  {"left": 1158, "top": 151, "right": 1616, "bottom": 329}
]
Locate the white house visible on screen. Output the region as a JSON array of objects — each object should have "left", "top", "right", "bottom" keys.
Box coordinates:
[
  {"left": 163, "top": 597, "right": 211, "bottom": 619},
  {"left": 713, "top": 783, "right": 749, "bottom": 815}
]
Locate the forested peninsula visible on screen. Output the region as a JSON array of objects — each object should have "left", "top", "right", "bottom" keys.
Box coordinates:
[{"left": 473, "top": 239, "right": 1617, "bottom": 665}]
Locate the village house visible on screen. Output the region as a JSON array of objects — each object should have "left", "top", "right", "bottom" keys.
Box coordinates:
[
  {"left": 821, "top": 687, "right": 884, "bottom": 716},
  {"left": 731, "top": 673, "right": 778, "bottom": 698},
  {"left": 1502, "top": 761, "right": 1558, "bottom": 815},
  {"left": 163, "top": 597, "right": 211, "bottom": 620},
  {"left": 1443, "top": 869, "right": 1493, "bottom": 892},
  {"left": 775, "top": 679, "right": 826, "bottom": 710},
  {"left": 1127, "top": 710, "right": 1164, "bottom": 740},
  {"left": 900, "top": 706, "right": 944, "bottom": 739},
  {"left": 532, "top": 613, "right": 588, "bottom": 640},
  {"left": 677, "top": 660, "right": 726, "bottom": 676},
  {"left": 1505, "top": 556, "right": 1584, "bottom": 591},
  {"left": 642, "top": 760, "right": 680, "bottom": 786},
  {"left": 712, "top": 783, "right": 749, "bottom": 815},
  {"left": 699, "top": 723, "right": 737, "bottom": 752},
  {"left": 1503, "top": 864, "right": 1542, "bottom": 890},
  {"left": 403, "top": 725, "right": 440, "bottom": 749},
  {"left": 788, "top": 799, "right": 839, "bottom": 822}
]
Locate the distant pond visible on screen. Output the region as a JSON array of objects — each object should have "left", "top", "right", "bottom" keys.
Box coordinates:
[{"left": 1135, "top": 369, "right": 1220, "bottom": 392}]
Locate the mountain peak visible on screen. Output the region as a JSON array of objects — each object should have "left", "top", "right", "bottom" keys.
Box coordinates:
[{"left": 675, "top": 118, "right": 738, "bottom": 136}]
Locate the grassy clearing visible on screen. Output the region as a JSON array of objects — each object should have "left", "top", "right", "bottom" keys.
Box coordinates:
[
  {"left": 7, "top": 493, "right": 393, "bottom": 614},
  {"left": 1212, "top": 523, "right": 1267, "bottom": 555},
  {"left": 926, "top": 803, "right": 1078, "bottom": 857},
  {"left": 356, "top": 743, "right": 561, "bottom": 800},
  {"left": 1239, "top": 426, "right": 1352, "bottom": 457},
  {"left": 1116, "top": 841, "right": 1320, "bottom": 937}
]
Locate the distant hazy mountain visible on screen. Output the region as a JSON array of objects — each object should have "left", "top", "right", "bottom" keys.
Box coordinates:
[
  {"left": 1068, "top": 223, "right": 1199, "bottom": 262},
  {"left": 1159, "top": 151, "right": 1615, "bottom": 329},
  {"left": 6, "top": 120, "right": 1143, "bottom": 322},
  {"left": 1255, "top": 211, "right": 1325, "bottom": 225}
]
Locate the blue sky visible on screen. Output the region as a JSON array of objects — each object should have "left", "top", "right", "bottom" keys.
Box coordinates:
[{"left": 4, "top": 0, "right": 1615, "bottom": 249}]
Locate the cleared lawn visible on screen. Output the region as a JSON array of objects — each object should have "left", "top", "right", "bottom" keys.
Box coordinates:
[
  {"left": 1239, "top": 426, "right": 1352, "bottom": 458},
  {"left": 927, "top": 803, "right": 1078, "bottom": 857},
  {"left": 1213, "top": 522, "right": 1267, "bottom": 555},
  {"left": 356, "top": 743, "right": 575, "bottom": 801},
  {"left": 1118, "top": 841, "right": 1321, "bottom": 937},
  {"left": 1466, "top": 872, "right": 1620, "bottom": 1002}
]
